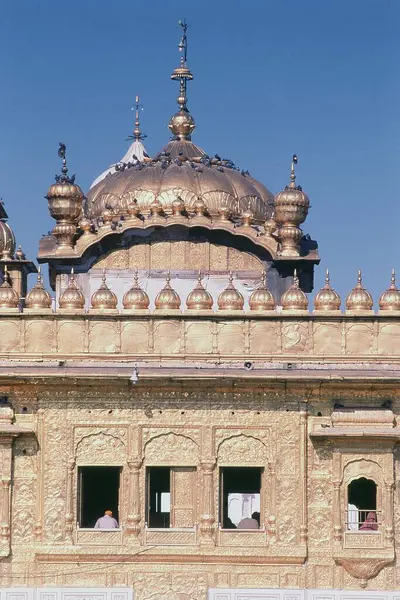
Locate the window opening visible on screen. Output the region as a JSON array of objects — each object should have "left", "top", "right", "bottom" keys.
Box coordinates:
[
  {"left": 147, "top": 467, "right": 171, "bottom": 528},
  {"left": 347, "top": 477, "right": 378, "bottom": 531},
  {"left": 220, "top": 467, "right": 262, "bottom": 529},
  {"left": 78, "top": 466, "right": 121, "bottom": 528}
]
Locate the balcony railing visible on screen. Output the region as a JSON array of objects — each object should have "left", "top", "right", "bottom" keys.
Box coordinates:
[{"left": 345, "top": 509, "right": 380, "bottom": 531}]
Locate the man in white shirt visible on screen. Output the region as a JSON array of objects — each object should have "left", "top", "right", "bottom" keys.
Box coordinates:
[{"left": 94, "top": 510, "right": 119, "bottom": 529}]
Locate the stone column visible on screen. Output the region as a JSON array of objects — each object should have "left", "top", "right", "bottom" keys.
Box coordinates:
[
  {"left": 126, "top": 459, "right": 142, "bottom": 537},
  {"left": 65, "top": 459, "right": 75, "bottom": 542},
  {"left": 199, "top": 459, "right": 216, "bottom": 544}
]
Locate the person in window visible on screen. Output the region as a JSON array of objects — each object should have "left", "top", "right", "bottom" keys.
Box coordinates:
[
  {"left": 237, "top": 511, "right": 260, "bottom": 529},
  {"left": 94, "top": 510, "right": 119, "bottom": 529},
  {"left": 359, "top": 511, "right": 378, "bottom": 531}
]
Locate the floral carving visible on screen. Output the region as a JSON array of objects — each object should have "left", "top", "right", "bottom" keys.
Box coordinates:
[
  {"left": 217, "top": 433, "right": 269, "bottom": 466},
  {"left": 335, "top": 557, "right": 393, "bottom": 587},
  {"left": 144, "top": 432, "right": 199, "bottom": 465},
  {"left": 75, "top": 432, "right": 126, "bottom": 465}
]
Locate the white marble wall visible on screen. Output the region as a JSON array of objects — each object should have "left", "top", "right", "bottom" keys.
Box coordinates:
[{"left": 0, "top": 589, "right": 132, "bottom": 600}]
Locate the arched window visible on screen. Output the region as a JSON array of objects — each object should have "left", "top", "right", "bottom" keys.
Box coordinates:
[{"left": 347, "top": 477, "right": 378, "bottom": 531}]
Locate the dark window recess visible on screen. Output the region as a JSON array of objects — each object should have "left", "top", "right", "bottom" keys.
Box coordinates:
[
  {"left": 220, "top": 467, "right": 262, "bottom": 529},
  {"left": 78, "top": 466, "right": 121, "bottom": 528},
  {"left": 147, "top": 467, "right": 171, "bottom": 528},
  {"left": 347, "top": 477, "right": 378, "bottom": 530}
]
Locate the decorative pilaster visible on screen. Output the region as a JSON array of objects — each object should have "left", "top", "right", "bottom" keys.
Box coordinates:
[
  {"left": 267, "top": 462, "right": 277, "bottom": 542},
  {"left": 65, "top": 459, "right": 76, "bottom": 543},
  {"left": 199, "top": 459, "right": 216, "bottom": 544},
  {"left": 332, "top": 479, "right": 342, "bottom": 542},
  {"left": 126, "top": 459, "right": 142, "bottom": 537},
  {"left": 0, "top": 477, "right": 11, "bottom": 542},
  {"left": 385, "top": 481, "right": 395, "bottom": 545},
  {"left": 299, "top": 409, "right": 308, "bottom": 543}
]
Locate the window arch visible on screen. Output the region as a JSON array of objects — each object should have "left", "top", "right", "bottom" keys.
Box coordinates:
[{"left": 346, "top": 477, "right": 378, "bottom": 531}]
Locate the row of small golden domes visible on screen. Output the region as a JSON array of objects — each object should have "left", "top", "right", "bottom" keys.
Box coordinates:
[{"left": 1, "top": 266, "right": 399, "bottom": 312}]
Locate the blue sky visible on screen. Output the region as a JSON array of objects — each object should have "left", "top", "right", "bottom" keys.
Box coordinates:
[{"left": 0, "top": 0, "right": 398, "bottom": 302}]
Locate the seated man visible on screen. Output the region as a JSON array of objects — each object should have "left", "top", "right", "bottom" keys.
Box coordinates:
[
  {"left": 237, "top": 511, "right": 260, "bottom": 530},
  {"left": 94, "top": 510, "right": 119, "bottom": 529}
]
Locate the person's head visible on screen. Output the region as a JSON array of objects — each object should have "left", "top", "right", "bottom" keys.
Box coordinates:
[
  {"left": 105, "top": 510, "right": 113, "bottom": 517},
  {"left": 366, "top": 511, "right": 376, "bottom": 522},
  {"left": 252, "top": 511, "right": 260, "bottom": 524}
]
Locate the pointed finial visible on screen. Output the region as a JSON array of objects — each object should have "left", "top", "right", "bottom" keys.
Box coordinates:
[
  {"left": 228, "top": 270, "right": 234, "bottom": 285},
  {"left": 261, "top": 270, "right": 266, "bottom": 287},
  {"left": 37, "top": 265, "right": 43, "bottom": 285},
  {"left": 166, "top": 270, "right": 171, "bottom": 286},
  {"left": 134, "top": 268, "right": 139, "bottom": 287},
  {"left": 357, "top": 269, "right": 362, "bottom": 286},
  {"left": 131, "top": 95, "right": 146, "bottom": 141},
  {"left": 391, "top": 268, "right": 396, "bottom": 288},
  {"left": 55, "top": 143, "right": 75, "bottom": 184},
  {"left": 102, "top": 268, "right": 107, "bottom": 285},
  {"left": 197, "top": 270, "right": 202, "bottom": 284},
  {"left": 171, "top": 19, "right": 194, "bottom": 114},
  {"left": 289, "top": 154, "right": 298, "bottom": 188},
  {"left": 325, "top": 268, "right": 330, "bottom": 287},
  {"left": 293, "top": 268, "right": 299, "bottom": 287}
]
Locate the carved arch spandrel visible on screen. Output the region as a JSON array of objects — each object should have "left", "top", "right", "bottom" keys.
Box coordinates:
[
  {"left": 216, "top": 432, "right": 270, "bottom": 466},
  {"left": 342, "top": 457, "right": 383, "bottom": 486},
  {"left": 75, "top": 431, "right": 126, "bottom": 465},
  {"left": 144, "top": 432, "right": 200, "bottom": 466}
]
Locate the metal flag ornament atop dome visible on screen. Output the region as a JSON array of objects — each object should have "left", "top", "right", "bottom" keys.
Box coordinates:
[
  {"left": 127, "top": 95, "right": 147, "bottom": 142},
  {"left": 169, "top": 20, "right": 195, "bottom": 140}
]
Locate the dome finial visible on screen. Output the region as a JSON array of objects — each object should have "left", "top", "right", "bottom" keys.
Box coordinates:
[
  {"left": 131, "top": 95, "right": 146, "bottom": 142},
  {"left": 289, "top": 154, "right": 298, "bottom": 189},
  {"left": 56, "top": 142, "right": 75, "bottom": 184},
  {"left": 169, "top": 20, "right": 195, "bottom": 140}
]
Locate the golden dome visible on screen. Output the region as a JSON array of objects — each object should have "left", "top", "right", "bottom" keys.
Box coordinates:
[
  {"left": 379, "top": 269, "right": 400, "bottom": 311},
  {"left": 0, "top": 219, "right": 16, "bottom": 257},
  {"left": 264, "top": 215, "right": 278, "bottom": 237},
  {"left": 25, "top": 268, "right": 52, "bottom": 309},
  {"left": 0, "top": 267, "right": 19, "bottom": 308},
  {"left": 123, "top": 271, "right": 150, "bottom": 310},
  {"left": 91, "top": 270, "right": 118, "bottom": 309},
  {"left": 281, "top": 270, "right": 308, "bottom": 311},
  {"left": 59, "top": 269, "right": 85, "bottom": 309},
  {"left": 217, "top": 272, "right": 244, "bottom": 310},
  {"left": 169, "top": 110, "right": 196, "bottom": 139},
  {"left": 249, "top": 271, "right": 276, "bottom": 311},
  {"left": 345, "top": 270, "right": 373, "bottom": 311},
  {"left": 314, "top": 269, "right": 341, "bottom": 311},
  {"left": 186, "top": 272, "right": 213, "bottom": 310},
  {"left": 155, "top": 272, "right": 181, "bottom": 310}
]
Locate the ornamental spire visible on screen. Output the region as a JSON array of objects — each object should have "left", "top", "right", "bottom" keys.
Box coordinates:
[
  {"left": 169, "top": 20, "right": 196, "bottom": 140},
  {"left": 130, "top": 95, "right": 146, "bottom": 142}
]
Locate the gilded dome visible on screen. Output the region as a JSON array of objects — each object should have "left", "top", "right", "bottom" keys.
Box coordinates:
[
  {"left": 345, "top": 270, "right": 373, "bottom": 311},
  {"left": 155, "top": 273, "right": 181, "bottom": 310},
  {"left": 249, "top": 272, "right": 276, "bottom": 311},
  {"left": 86, "top": 138, "right": 273, "bottom": 224},
  {"left": 281, "top": 270, "right": 308, "bottom": 311},
  {"left": 59, "top": 270, "right": 85, "bottom": 309},
  {"left": 123, "top": 272, "right": 150, "bottom": 310},
  {"left": 186, "top": 273, "right": 213, "bottom": 310},
  {"left": 314, "top": 270, "right": 341, "bottom": 311},
  {"left": 91, "top": 271, "right": 118, "bottom": 310},
  {"left": 379, "top": 270, "right": 400, "bottom": 311},
  {"left": 25, "top": 268, "right": 52, "bottom": 309},
  {"left": 217, "top": 272, "right": 244, "bottom": 310},
  {"left": 0, "top": 220, "right": 16, "bottom": 257},
  {"left": 0, "top": 268, "right": 19, "bottom": 308}
]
